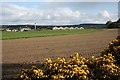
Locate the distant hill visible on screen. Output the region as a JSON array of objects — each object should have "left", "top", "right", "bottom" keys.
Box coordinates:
[{"left": 80, "top": 24, "right": 106, "bottom": 28}]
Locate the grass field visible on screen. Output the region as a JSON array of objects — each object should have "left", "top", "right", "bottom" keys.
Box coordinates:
[{"left": 2, "top": 29, "right": 100, "bottom": 40}]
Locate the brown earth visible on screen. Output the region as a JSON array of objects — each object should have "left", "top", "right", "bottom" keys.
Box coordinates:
[{"left": 1, "top": 29, "right": 119, "bottom": 79}]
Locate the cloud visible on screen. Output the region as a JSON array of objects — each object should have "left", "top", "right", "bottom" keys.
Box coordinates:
[
  {"left": 54, "top": 8, "right": 81, "bottom": 19},
  {"left": 2, "top": 3, "right": 82, "bottom": 25},
  {"left": 2, "top": 3, "right": 45, "bottom": 24},
  {"left": 98, "top": 10, "right": 110, "bottom": 18},
  {"left": 1, "top": 3, "right": 118, "bottom": 25},
  {"left": 97, "top": 10, "right": 118, "bottom": 23}
]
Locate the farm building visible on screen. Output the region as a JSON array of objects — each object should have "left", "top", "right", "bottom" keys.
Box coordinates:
[
  {"left": 2, "top": 25, "right": 34, "bottom": 32},
  {"left": 1, "top": 23, "right": 106, "bottom": 31}
]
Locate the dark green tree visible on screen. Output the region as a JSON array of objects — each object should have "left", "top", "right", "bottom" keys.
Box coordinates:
[
  {"left": 116, "top": 18, "right": 120, "bottom": 23},
  {"left": 115, "top": 18, "right": 120, "bottom": 28},
  {"left": 106, "top": 20, "right": 115, "bottom": 28}
]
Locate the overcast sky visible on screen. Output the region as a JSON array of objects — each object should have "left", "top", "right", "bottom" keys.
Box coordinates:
[{"left": 1, "top": 2, "right": 118, "bottom": 25}]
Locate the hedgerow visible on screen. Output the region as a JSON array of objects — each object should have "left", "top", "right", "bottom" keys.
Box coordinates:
[{"left": 14, "top": 36, "right": 120, "bottom": 80}]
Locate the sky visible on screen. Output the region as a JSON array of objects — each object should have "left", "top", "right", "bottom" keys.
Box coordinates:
[{"left": 1, "top": 2, "right": 119, "bottom": 25}]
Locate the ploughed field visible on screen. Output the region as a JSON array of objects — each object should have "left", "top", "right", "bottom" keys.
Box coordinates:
[{"left": 2, "top": 29, "right": 119, "bottom": 79}]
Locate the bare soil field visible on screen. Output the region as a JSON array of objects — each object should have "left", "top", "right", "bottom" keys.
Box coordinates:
[{"left": 2, "top": 29, "right": 119, "bottom": 79}]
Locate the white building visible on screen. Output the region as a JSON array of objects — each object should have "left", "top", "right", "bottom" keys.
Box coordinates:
[
  {"left": 64, "top": 27, "right": 69, "bottom": 30},
  {"left": 69, "top": 27, "right": 74, "bottom": 30},
  {"left": 20, "top": 27, "right": 31, "bottom": 32},
  {"left": 52, "top": 27, "right": 59, "bottom": 30},
  {"left": 79, "top": 27, "right": 84, "bottom": 29},
  {"left": 6, "top": 29, "right": 12, "bottom": 32}
]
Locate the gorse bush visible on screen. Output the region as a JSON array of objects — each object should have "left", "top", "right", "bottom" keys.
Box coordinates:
[
  {"left": 15, "top": 66, "right": 44, "bottom": 80},
  {"left": 44, "top": 53, "right": 90, "bottom": 80},
  {"left": 87, "top": 53, "right": 120, "bottom": 79},
  {"left": 15, "top": 36, "right": 120, "bottom": 80},
  {"left": 101, "top": 36, "right": 120, "bottom": 65},
  {"left": 15, "top": 53, "right": 90, "bottom": 80}
]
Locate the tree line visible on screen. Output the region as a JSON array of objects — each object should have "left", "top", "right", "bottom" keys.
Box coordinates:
[{"left": 106, "top": 18, "right": 120, "bottom": 28}]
